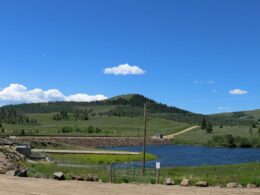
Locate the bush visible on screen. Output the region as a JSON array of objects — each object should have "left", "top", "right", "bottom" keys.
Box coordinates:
[
  {"left": 249, "top": 128, "right": 253, "bottom": 136},
  {"left": 211, "top": 134, "right": 235, "bottom": 147},
  {"left": 206, "top": 123, "right": 213, "bottom": 133},
  {"left": 0, "top": 128, "right": 5, "bottom": 134},
  {"left": 210, "top": 135, "right": 260, "bottom": 148},
  {"left": 87, "top": 126, "right": 94, "bottom": 134},
  {"left": 150, "top": 178, "right": 156, "bottom": 184},
  {"left": 122, "top": 178, "right": 129, "bottom": 183},
  {"left": 53, "top": 110, "right": 69, "bottom": 121},
  {"left": 234, "top": 137, "right": 251, "bottom": 148},
  {"left": 76, "top": 128, "right": 81, "bottom": 133},
  {"left": 19, "top": 129, "right": 26, "bottom": 136},
  {"left": 95, "top": 128, "right": 102, "bottom": 134},
  {"left": 61, "top": 126, "right": 73, "bottom": 133}
]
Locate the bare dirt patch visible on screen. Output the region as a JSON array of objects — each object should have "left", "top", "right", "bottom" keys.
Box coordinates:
[{"left": 0, "top": 175, "right": 259, "bottom": 195}]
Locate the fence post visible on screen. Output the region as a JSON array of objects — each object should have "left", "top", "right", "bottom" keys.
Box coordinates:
[
  {"left": 156, "top": 169, "right": 160, "bottom": 184},
  {"left": 133, "top": 163, "right": 136, "bottom": 178},
  {"left": 155, "top": 162, "right": 160, "bottom": 184},
  {"left": 109, "top": 163, "right": 113, "bottom": 183}
]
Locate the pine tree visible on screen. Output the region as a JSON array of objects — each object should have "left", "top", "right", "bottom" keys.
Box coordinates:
[
  {"left": 249, "top": 128, "right": 253, "bottom": 136},
  {"left": 206, "top": 122, "right": 213, "bottom": 133},
  {"left": 201, "top": 117, "right": 207, "bottom": 129}
]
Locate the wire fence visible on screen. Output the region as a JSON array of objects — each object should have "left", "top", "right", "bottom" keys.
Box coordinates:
[
  {"left": 54, "top": 161, "right": 159, "bottom": 183},
  {"left": 112, "top": 162, "right": 158, "bottom": 183}
]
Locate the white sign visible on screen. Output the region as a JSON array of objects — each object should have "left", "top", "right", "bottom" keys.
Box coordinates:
[{"left": 156, "top": 162, "right": 160, "bottom": 169}]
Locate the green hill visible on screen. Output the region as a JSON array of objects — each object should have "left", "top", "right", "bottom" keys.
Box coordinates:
[
  {"left": 0, "top": 94, "right": 193, "bottom": 136},
  {"left": 1, "top": 94, "right": 253, "bottom": 126},
  {"left": 212, "top": 109, "right": 260, "bottom": 122},
  {"left": 0, "top": 94, "right": 258, "bottom": 141},
  {"left": 173, "top": 110, "right": 260, "bottom": 148}
]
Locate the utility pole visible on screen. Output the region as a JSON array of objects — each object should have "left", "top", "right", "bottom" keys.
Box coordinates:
[{"left": 142, "top": 102, "right": 147, "bottom": 175}]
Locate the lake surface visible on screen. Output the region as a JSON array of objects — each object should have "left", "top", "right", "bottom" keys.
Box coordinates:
[{"left": 106, "top": 144, "right": 260, "bottom": 167}]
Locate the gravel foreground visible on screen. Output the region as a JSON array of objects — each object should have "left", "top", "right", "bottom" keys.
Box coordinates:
[{"left": 0, "top": 175, "right": 259, "bottom": 195}]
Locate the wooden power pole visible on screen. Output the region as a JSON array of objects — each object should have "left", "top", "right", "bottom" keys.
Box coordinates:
[{"left": 142, "top": 102, "right": 147, "bottom": 175}]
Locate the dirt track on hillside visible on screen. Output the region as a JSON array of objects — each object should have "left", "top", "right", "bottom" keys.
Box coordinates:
[
  {"left": 0, "top": 175, "right": 259, "bottom": 195},
  {"left": 164, "top": 126, "right": 199, "bottom": 139}
]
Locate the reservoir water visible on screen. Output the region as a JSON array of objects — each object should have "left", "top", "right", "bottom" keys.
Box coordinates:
[{"left": 106, "top": 144, "right": 260, "bottom": 167}]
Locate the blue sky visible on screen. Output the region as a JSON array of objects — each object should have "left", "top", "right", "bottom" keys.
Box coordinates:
[{"left": 0, "top": 0, "right": 260, "bottom": 114}]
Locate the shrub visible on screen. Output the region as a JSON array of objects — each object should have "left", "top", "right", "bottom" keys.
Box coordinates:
[
  {"left": 87, "top": 126, "right": 94, "bottom": 134},
  {"left": 249, "top": 128, "right": 253, "bottom": 136},
  {"left": 61, "top": 126, "right": 73, "bottom": 133},
  {"left": 206, "top": 123, "right": 213, "bottom": 133},
  {"left": 95, "top": 128, "right": 102, "bottom": 134},
  {"left": 210, "top": 135, "right": 256, "bottom": 148},
  {"left": 0, "top": 128, "right": 5, "bottom": 134},
  {"left": 19, "top": 129, "right": 26, "bottom": 136},
  {"left": 234, "top": 137, "right": 251, "bottom": 148},
  {"left": 211, "top": 134, "right": 235, "bottom": 147}
]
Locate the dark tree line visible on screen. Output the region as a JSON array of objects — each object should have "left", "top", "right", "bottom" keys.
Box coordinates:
[
  {"left": 201, "top": 117, "right": 213, "bottom": 133},
  {"left": 74, "top": 109, "right": 91, "bottom": 121},
  {"left": 53, "top": 110, "right": 69, "bottom": 120},
  {"left": 58, "top": 125, "right": 103, "bottom": 134},
  {"left": 0, "top": 121, "right": 5, "bottom": 134},
  {"left": 209, "top": 134, "right": 260, "bottom": 148},
  {"left": 0, "top": 108, "right": 37, "bottom": 125}
]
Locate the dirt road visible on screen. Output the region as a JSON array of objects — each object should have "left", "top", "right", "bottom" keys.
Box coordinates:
[
  {"left": 164, "top": 126, "right": 199, "bottom": 139},
  {"left": 0, "top": 175, "right": 259, "bottom": 195}
]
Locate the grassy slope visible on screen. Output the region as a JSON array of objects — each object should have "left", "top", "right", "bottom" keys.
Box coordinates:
[
  {"left": 2, "top": 94, "right": 259, "bottom": 143},
  {"left": 162, "top": 162, "right": 260, "bottom": 186},
  {"left": 47, "top": 153, "right": 156, "bottom": 164},
  {"left": 213, "top": 109, "right": 260, "bottom": 121},
  {"left": 22, "top": 152, "right": 157, "bottom": 182},
  {"left": 4, "top": 113, "right": 191, "bottom": 136},
  {"left": 240, "top": 109, "right": 260, "bottom": 121},
  {"left": 22, "top": 161, "right": 110, "bottom": 181},
  {"left": 22, "top": 161, "right": 260, "bottom": 185},
  {"left": 172, "top": 126, "right": 260, "bottom": 146}
]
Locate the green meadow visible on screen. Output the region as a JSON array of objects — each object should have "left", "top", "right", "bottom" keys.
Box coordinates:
[
  {"left": 3, "top": 113, "right": 190, "bottom": 137},
  {"left": 47, "top": 153, "right": 156, "bottom": 165},
  {"left": 22, "top": 160, "right": 260, "bottom": 186},
  {"left": 173, "top": 125, "right": 260, "bottom": 147}
]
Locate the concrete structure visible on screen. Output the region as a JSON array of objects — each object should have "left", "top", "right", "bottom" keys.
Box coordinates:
[
  {"left": 0, "top": 138, "right": 13, "bottom": 146},
  {"left": 16, "top": 145, "right": 31, "bottom": 158}
]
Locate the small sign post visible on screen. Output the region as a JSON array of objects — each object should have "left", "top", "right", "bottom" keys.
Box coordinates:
[{"left": 156, "top": 162, "right": 160, "bottom": 184}]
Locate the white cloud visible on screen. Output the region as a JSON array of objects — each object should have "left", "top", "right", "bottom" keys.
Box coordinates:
[
  {"left": 193, "top": 80, "right": 215, "bottom": 85},
  {"left": 66, "top": 94, "right": 107, "bottom": 102},
  {"left": 229, "top": 89, "right": 248, "bottom": 95},
  {"left": 193, "top": 80, "right": 203, "bottom": 85},
  {"left": 0, "top": 83, "right": 107, "bottom": 105},
  {"left": 104, "top": 64, "right": 145, "bottom": 75},
  {"left": 217, "top": 106, "right": 231, "bottom": 111}
]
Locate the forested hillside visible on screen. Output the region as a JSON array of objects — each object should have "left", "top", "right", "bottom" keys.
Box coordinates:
[{"left": 1, "top": 94, "right": 255, "bottom": 126}]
